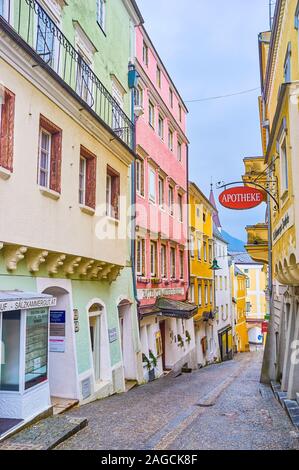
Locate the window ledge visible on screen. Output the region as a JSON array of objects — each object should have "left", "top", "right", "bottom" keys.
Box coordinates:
[
  {"left": 80, "top": 204, "right": 95, "bottom": 216},
  {"left": 39, "top": 186, "right": 60, "bottom": 200},
  {"left": 0, "top": 166, "right": 12, "bottom": 180},
  {"left": 107, "top": 216, "right": 119, "bottom": 225}
]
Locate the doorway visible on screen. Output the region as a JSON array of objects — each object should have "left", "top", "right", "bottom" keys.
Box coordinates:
[
  {"left": 159, "top": 320, "right": 166, "bottom": 370},
  {"left": 88, "top": 304, "right": 102, "bottom": 383},
  {"left": 118, "top": 300, "right": 136, "bottom": 382}
]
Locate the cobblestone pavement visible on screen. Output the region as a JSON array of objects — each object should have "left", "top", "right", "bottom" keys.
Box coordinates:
[{"left": 58, "top": 351, "right": 299, "bottom": 450}]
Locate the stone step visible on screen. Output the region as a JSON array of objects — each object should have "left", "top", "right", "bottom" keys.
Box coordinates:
[
  {"left": 0, "top": 415, "right": 87, "bottom": 450},
  {"left": 125, "top": 380, "right": 138, "bottom": 393},
  {"left": 284, "top": 400, "right": 299, "bottom": 430},
  {"left": 51, "top": 397, "right": 79, "bottom": 416}
]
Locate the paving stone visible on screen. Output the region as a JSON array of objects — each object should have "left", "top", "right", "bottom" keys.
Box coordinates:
[
  {"left": 56, "top": 351, "right": 298, "bottom": 450},
  {"left": 0, "top": 416, "right": 87, "bottom": 450}
]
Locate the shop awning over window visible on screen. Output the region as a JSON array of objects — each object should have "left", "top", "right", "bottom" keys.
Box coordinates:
[{"left": 140, "top": 297, "right": 197, "bottom": 320}]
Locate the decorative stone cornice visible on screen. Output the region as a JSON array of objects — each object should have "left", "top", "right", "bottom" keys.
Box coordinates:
[
  {"left": 4, "top": 245, "right": 28, "bottom": 271},
  {"left": 47, "top": 254, "right": 66, "bottom": 275},
  {"left": 64, "top": 257, "right": 82, "bottom": 275},
  {"left": 27, "top": 250, "right": 49, "bottom": 273},
  {"left": 77, "top": 259, "right": 95, "bottom": 276}
]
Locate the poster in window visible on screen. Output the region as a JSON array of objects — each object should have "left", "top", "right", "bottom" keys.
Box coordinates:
[
  {"left": 25, "top": 308, "right": 49, "bottom": 390},
  {"left": 49, "top": 310, "right": 66, "bottom": 353}
]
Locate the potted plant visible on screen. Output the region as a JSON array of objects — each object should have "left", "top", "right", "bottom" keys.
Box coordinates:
[
  {"left": 177, "top": 334, "right": 184, "bottom": 348},
  {"left": 151, "top": 277, "right": 161, "bottom": 285}
]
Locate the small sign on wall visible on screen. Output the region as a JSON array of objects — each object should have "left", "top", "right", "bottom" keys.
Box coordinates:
[
  {"left": 109, "top": 328, "right": 118, "bottom": 343},
  {"left": 49, "top": 310, "right": 66, "bottom": 353}
]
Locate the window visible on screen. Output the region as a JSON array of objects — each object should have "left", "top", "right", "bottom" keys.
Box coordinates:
[
  {"left": 280, "top": 136, "right": 289, "bottom": 193},
  {"left": 203, "top": 212, "right": 206, "bottom": 223},
  {"left": 149, "top": 168, "right": 156, "bottom": 202},
  {"left": 179, "top": 250, "right": 184, "bottom": 279},
  {"left": 220, "top": 276, "right": 223, "bottom": 290},
  {"left": 178, "top": 194, "right": 183, "bottom": 222},
  {"left": 136, "top": 238, "right": 145, "bottom": 276},
  {"left": 150, "top": 241, "right": 157, "bottom": 276},
  {"left": 215, "top": 276, "right": 218, "bottom": 291},
  {"left": 0, "top": 311, "right": 21, "bottom": 391},
  {"left": 38, "top": 116, "right": 62, "bottom": 193},
  {"left": 168, "top": 185, "right": 174, "bottom": 215},
  {"left": 158, "top": 176, "right": 164, "bottom": 207},
  {"left": 197, "top": 239, "right": 201, "bottom": 260},
  {"left": 0, "top": 0, "right": 9, "bottom": 20},
  {"left": 284, "top": 43, "right": 291, "bottom": 83},
  {"left": 97, "top": 0, "right": 106, "bottom": 31},
  {"left": 143, "top": 41, "right": 148, "bottom": 65},
  {"left": 149, "top": 101, "right": 155, "bottom": 128},
  {"left": 168, "top": 128, "right": 174, "bottom": 151},
  {"left": 203, "top": 241, "right": 207, "bottom": 261},
  {"left": 190, "top": 284, "right": 195, "bottom": 303},
  {"left": 169, "top": 88, "right": 173, "bottom": 108},
  {"left": 0, "top": 87, "right": 15, "bottom": 172},
  {"left": 177, "top": 141, "right": 182, "bottom": 162},
  {"left": 190, "top": 233, "right": 195, "bottom": 258},
  {"left": 198, "top": 282, "right": 202, "bottom": 306},
  {"left": 156, "top": 66, "right": 161, "bottom": 88},
  {"left": 246, "top": 278, "right": 250, "bottom": 288},
  {"left": 196, "top": 206, "right": 200, "bottom": 218},
  {"left": 111, "top": 79, "right": 124, "bottom": 131},
  {"left": 158, "top": 115, "right": 164, "bottom": 139},
  {"left": 106, "top": 166, "right": 120, "bottom": 219},
  {"left": 246, "top": 302, "right": 251, "bottom": 314},
  {"left": 79, "top": 146, "right": 97, "bottom": 209},
  {"left": 170, "top": 247, "right": 176, "bottom": 278},
  {"left": 36, "top": 6, "right": 57, "bottom": 69},
  {"left": 178, "top": 103, "right": 182, "bottom": 122},
  {"left": 225, "top": 276, "right": 228, "bottom": 290},
  {"left": 225, "top": 305, "right": 229, "bottom": 321},
  {"left": 25, "top": 308, "right": 49, "bottom": 390},
  {"left": 208, "top": 243, "right": 213, "bottom": 263},
  {"left": 134, "top": 85, "right": 143, "bottom": 107},
  {"left": 204, "top": 284, "right": 208, "bottom": 305},
  {"left": 76, "top": 52, "right": 93, "bottom": 106},
  {"left": 161, "top": 245, "right": 167, "bottom": 278},
  {"left": 136, "top": 158, "right": 144, "bottom": 196},
  {"left": 210, "top": 283, "right": 213, "bottom": 304}
]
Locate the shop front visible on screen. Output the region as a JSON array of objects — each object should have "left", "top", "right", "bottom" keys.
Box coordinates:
[{"left": 0, "top": 291, "right": 56, "bottom": 438}]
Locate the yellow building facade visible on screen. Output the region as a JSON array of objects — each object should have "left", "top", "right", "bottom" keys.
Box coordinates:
[
  {"left": 230, "top": 264, "right": 249, "bottom": 353},
  {"left": 189, "top": 183, "right": 218, "bottom": 366},
  {"left": 243, "top": 0, "right": 299, "bottom": 400}
]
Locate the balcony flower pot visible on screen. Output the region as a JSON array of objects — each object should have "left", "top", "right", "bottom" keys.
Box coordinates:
[{"left": 151, "top": 278, "right": 162, "bottom": 285}]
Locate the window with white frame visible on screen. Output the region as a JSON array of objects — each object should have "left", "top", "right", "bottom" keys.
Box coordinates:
[
  {"left": 134, "top": 85, "right": 143, "bottom": 107},
  {"left": 149, "top": 101, "right": 155, "bottom": 128},
  {"left": 150, "top": 241, "right": 157, "bottom": 277},
  {"left": 136, "top": 158, "right": 144, "bottom": 196},
  {"left": 0, "top": 0, "right": 8, "bottom": 20},
  {"left": 169, "top": 88, "right": 173, "bottom": 108},
  {"left": 149, "top": 168, "right": 156, "bottom": 202},
  {"left": 177, "top": 141, "right": 182, "bottom": 162},
  {"left": 76, "top": 50, "right": 93, "bottom": 106},
  {"left": 279, "top": 133, "right": 289, "bottom": 194},
  {"left": 156, "top": 66, "right": 161, "bottom": 88},
  {"left": 284, "top": 42, "right": 291, "bottom": 83},
  {"left": 190, "top": 233, "right": 195, "bottom": 258},
  {"left": 197, "top": 238, "right": 201, "bottom": 260},
  {"left": 158, "top": 115, "right": 164, "bottom": 139},
  {"left": 168, "top": 128, "right": 174, "bottom": 151},
  {"left": 190, "top": 284, "right": 195, "bottom": 303},
  {"left": 36, "top": 4, "right": 58, "bottom": 69},
  {"left": 179, "top": 250, "right": 184, "bottom": 279},
  {"left": 178, "top": 103, "right": 182, "bottom": 122},
  {"left": 168, "top": 185, "right": 174, "bottom": 215},
  {"left": 170, "top": 247, "right": 176, "bottom": 278},
  {"left": 143, "top": 40, "right": 148, "bottom": 65},
  {"left": 204, "top": 283, "right": 208, "bottom": 305},
  {"left": 136, "top": 238, "right": 145, "bottom": 276},
  {"left": 210, "top": 283, "right": 213, "bottom": 304},
  {"left": 178, "top": 194, "right": 183, "bottom": 222},
  {"left": 203, "top": 241, "right": 207, "bottom": 261},
  {"left": 158, "top": 175, "right": 164, "bottom": 207},
  {"left": 198, "top": 282, "right": 202, "bottom": 306},
  {"left": 39, "top": 128, "right": 51, "bottom": 188},
  {"left": 97, "top": 0, "right": 106, "bottom": 31},
  {"left": 246, "top": 302, "right": 251, "bottom": 314},
  {"left": 79, "top": 156, "right": 86, "bottom": 205},
  {"left": 208, "top": 242, "right": 213, "bottom": 263},
  {"left": 161, "top": 244, "right": 167, "bottom": 278}
]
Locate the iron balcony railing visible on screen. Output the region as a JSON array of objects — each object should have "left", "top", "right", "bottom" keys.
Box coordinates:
[{"left": 0, "top": 0, "right": 134, "bottom": 150}]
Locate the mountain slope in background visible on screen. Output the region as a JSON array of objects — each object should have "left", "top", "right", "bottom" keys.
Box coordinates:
[{"left": 222, "top": 230, "right": 245, "bottom": 253}]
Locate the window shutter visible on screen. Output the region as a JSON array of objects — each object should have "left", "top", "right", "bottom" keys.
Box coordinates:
[
  {"left": 50, "top": 131, "right": 62, "bottom": 193},
  {"left": 86, "top": 156, "right": 96, "bottom": 210},
  {"left": 0, "top": 88, "right": 15, "bottom": 171}
]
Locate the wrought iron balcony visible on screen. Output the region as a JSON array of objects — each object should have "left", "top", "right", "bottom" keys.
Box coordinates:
[{"left": 0, "top": 0, "right": 134, "bottom": 150}]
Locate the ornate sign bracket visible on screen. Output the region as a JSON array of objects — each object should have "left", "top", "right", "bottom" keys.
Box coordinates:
[{"left": 216, "top": 180, "right": 279, "bottom": 212}]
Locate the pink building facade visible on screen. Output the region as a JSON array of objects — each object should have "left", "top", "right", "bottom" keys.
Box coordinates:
[{"left": 134, "top": 26, "right": 197, "bottom": 381}]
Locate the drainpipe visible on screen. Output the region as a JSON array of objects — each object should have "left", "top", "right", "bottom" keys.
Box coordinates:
[
  {"left": 186, "top": 144, "right": 191, "bottom": 302},
  {"left": 260, "top": 156, "right": 276, "bottom": 383}
]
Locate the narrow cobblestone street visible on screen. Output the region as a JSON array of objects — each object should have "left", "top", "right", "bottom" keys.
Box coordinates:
[{"left": 58, "top": 352, "right": 299, "bottom": 450}]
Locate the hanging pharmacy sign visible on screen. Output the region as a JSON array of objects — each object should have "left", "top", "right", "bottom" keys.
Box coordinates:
[{"left": 219, "top": 186, "right": 265, "bottom": 210}]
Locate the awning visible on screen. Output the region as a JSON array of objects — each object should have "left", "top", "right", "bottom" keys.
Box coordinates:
[
  {"left": 139, "top": 297, "right": 197, "bottom": 320},
  {"left": 0, "top": 290, "right": 57, "bottom": 312}
]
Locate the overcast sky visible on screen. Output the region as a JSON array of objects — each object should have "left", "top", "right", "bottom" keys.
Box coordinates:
[{"left": 137, "top": 0, "right": 270, "bottom": 240}]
